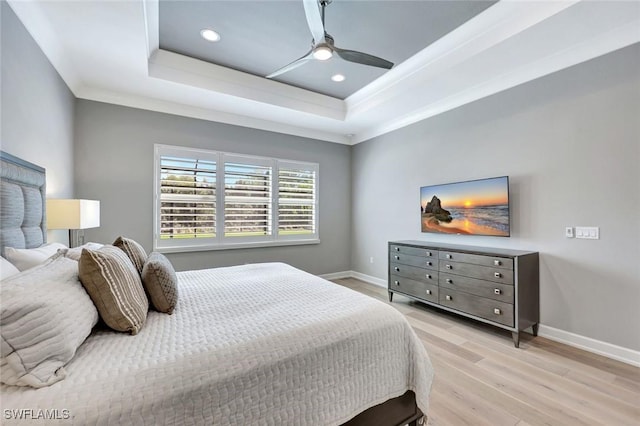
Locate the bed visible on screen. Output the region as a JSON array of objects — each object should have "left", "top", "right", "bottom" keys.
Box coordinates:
[{"left": 0, "top": 151, "right": 433, "bottom": 425}]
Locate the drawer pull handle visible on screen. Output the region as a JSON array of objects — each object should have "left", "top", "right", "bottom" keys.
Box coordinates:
[
  {"left": 426, "top": 274, "right": 431, "bottom": 279},
  {"left": 494, "top": 272, "right": 502, "bottom": 278},
  {"left": 446, "top": 254, "right": 452, "bottom": 259},
  {"left": 426, "top": 261, "right": 432, "bottom": 266},
  {"left": 445, "top": 295, "right": 452, "bottom": 301},
  {"left": 394, "top": 280, "right": 400, "bottom": 286},
  {"left": 494, "top": 308, "right": 502, "bottom": 315},
  {"left": 494, "top": 260, "right": 501, "bottom": 266},
  {"left": 395, "top": 247, "right": 400, "bottom": 251},
  {"left": 426, "top": 289, "right": 431, "bottom": 295},
  {"left": 494, "top": 288, "right": 501, "bottom": 295},
  {"left": 394, "top": 267, "right": 400, "bottom": 272},
  {"left": 446, "top": 264, "right": 452, "bottom": 270},
  {"left": 425, "top": 251, "right": 431, "bottom": 257},
  {"left": 394, "top": 255, "right": 399, "bottom": 260},
  {"left": 446, "top": 278, "right": 453, "bottom": 284}
]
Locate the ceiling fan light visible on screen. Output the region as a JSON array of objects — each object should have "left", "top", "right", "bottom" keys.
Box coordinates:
[
  {"left": 313, "top": 45, "right": 333, "bottom": 61},
  {"left": 200, "top": 29, "right": 221, "bottom": 42}
]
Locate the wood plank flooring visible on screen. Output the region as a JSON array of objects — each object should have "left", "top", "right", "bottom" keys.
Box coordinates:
[{"left": 332, "top": 278, "right": 640, "bottom": 426}]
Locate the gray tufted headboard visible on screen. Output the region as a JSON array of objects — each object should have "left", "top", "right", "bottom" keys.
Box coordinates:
[{"left": 0, "top": 151, "right": 47, "bottom": 255}]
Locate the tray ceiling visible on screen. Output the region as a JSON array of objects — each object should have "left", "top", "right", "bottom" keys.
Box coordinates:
[
  {"left": 158, "top": 1, "right": 495, "bottom": 99},
  {"left": 7, "top": 0, "right": 640, "bottom": 144}
]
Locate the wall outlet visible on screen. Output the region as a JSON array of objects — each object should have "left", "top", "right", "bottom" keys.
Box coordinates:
[
  {"left": 576, "top": 226, "right": 599, "bottom": 239},
  {"left": 565, "top": 227, "right": 574, "bottom": 238},
  {"left": 369, "top": 257, "right": 374, "bottom": 264}
]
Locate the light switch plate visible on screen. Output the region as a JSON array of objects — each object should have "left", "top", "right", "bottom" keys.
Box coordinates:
[
  {"left": 576, "top": 226, "right": 599, "bottom": 239},
  {"left": 565, "top": 227, "right": 574, "bottom": 238}
]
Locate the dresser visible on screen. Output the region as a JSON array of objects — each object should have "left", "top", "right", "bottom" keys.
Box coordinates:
[{"left": 388, "top": 240, "right": 539, "bottom": 347}]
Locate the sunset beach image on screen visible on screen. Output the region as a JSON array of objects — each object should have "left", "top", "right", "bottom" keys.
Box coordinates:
[{"left": 420, "top": 176, "right": 510, "bottom": 236}]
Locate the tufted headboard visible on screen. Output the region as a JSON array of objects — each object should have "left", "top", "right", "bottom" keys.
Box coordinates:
[{"left": 0, "top": 151, "right": 47, "bottom": 255}]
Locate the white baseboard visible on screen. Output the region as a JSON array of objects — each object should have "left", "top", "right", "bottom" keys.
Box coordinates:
[
  {"left": 319, "top": 270, "right": 387, "bottom": 287},
  {"left": 318, "top": 271, "right": 352, "bottom": 280},
  {"left": 348, "top": 271, "right": 387, "bottom": 288},
  {"left": 538, "top": 325, "right": 640, "bottom": 367},
  {"left": 319, "top": 270, "right": 640, "bottom": 367}
]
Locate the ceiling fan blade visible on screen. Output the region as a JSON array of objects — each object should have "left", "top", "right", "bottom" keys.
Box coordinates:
[
  {"left": 334, "top": 47, "right": 394, "bottom": 70},
  {"left": 303, "top": 0, "right": 325, "bottom": 44},
  {"left": 266, "top": 50, "right": 314, "bottom": 79}
]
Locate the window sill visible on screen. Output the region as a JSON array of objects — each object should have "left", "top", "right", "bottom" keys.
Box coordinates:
[{"left": 155, "top": 238, "right": 320, "bottom": 254}]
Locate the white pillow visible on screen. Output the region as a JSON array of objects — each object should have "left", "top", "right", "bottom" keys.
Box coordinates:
[
  {"left": 1, "top": 253, "right": 99, "bottom": 388},
  {"left": 58, "top": 242, "right": 104, "bottom": 261},
  {"left": 0, "top": 256, "right": 20, "bottom": 280},
  {"left": 4, "top": 242, "right": 67, "bottom": 271}
]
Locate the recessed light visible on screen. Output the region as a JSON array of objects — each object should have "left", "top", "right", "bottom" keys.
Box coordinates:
[
  {"left": 200, "top": 29, "right": 220, "bottom": 42},
  {"left": 331, "top": 74, "right": 345, "bottom": 82}
]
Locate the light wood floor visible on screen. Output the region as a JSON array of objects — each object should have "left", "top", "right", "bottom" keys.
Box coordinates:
[{"left": 332, "top": 278, "right": 640, "bottom": 426}]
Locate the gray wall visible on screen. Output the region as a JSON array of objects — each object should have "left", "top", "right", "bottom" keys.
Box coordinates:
[
  {"left": 0, "top": 2, "right": 75, "bottom": 244},
  {"left": 352, "top": 44, "right": 640, "bottom": 351},
  {"left": 74, "top": 100, "right": 351, "bottom": 275}
]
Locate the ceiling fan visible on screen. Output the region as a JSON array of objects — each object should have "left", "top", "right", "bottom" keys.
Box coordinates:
[{"left": 266, "top": 0, "right": 394, "bottom": 79}]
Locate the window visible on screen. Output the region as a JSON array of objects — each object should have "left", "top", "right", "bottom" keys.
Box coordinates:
[
  {"left": 154, "top": 145, "right": 319, "bottom": 252},
  {"left": 278, "top": 162, "right": 317, "bottom": 237}
]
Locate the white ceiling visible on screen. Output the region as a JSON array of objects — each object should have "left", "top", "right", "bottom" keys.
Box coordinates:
[{"left": 8, "top": 0, "right": 640, "bottom": 145}]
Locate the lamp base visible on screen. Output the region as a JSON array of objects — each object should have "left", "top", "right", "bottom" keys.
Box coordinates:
[{"left": 69, "top": 229, "right": 85, "bottom": 248}]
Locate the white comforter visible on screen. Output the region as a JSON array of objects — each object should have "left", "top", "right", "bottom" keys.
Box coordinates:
[{"left": 1, "top": 263, "right": 433, "bottom": 425}]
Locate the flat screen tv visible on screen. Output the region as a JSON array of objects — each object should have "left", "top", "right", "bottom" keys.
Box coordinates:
[{"left": 420, "top": 176, "right": 510, "bottom": 237}]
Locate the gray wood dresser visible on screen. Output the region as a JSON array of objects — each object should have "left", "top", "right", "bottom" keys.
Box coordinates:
[{"left": 388, "top": 240, "right": 539, "bottom": 347}]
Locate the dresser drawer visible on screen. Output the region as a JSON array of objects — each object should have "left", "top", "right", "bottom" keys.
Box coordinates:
[
  {"left": 439, "top": 251, "right": 513, "bottom": 270},
  {"left": 390, "top": 263, "right": 438, "bottom": 282},
  {"left": 389, "top": 275, "right": 438, "bottom": 303},
  {"left": 439, "top": 261, "right": 514, "bottom": 285},
  {"left": 439, "top": 289, "right": 514, "bottom": 327},
  {"left": 390, "top": 245, "right": 438, "bottom": 258},
  {"left": 439, "top": 273, "right": 514, "bottom": 303},
  {"left": 389, "top": 253, "right": 438, "bottom": 270}
]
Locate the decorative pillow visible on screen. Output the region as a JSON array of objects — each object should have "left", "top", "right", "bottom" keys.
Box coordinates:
[
  {"left": 1, "top": 254, "right": 99, "bottom": 388},
  {"left": 59, "top": 242, "right": 104, "bottom": 261},
  {"left": 4, "top": 242, "right": 67, "bottom": 271},
  {"left": 0, "top": 256, "right": 20, "bottom": 280},
  {"left": 78, "top": 245, "right": 148, "bottom": 335},
  {"left": 141, "top": 252, "right": 179, "bottom": 314},
  {"left": 113, "top": 236, "right": 147, "bottom": 275}
]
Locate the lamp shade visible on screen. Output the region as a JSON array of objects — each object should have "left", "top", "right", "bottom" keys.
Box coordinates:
[{"left": 47, "top": 199, "right": 100, "bottom": 230}]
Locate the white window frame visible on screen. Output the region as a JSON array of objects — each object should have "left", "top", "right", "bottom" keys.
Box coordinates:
[{"left": 154, "top": 144, "right": 320, "bottom": 253}]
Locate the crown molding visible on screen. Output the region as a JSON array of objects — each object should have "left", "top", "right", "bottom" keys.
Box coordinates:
[
  {"left": 148, "top": 50, "right": 346, "bottom": 121},
  {"left": 7, "top": 0, "right": 81, "bottom": 93},
  {"left": 75, "top": 85, "right": 350, "bottom": 144},
  {"left": 345, "top": 1, "right": 579, "bottom": 117},
  {"left": 349, "top": 1, "right": 640, "bottom": 143}
]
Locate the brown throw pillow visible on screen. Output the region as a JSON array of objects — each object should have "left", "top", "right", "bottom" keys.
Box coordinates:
[
  {"left": 113, "top": 236, "right": 147, "bottom": 275},
  {"left": 78, "top": 245, "right": 149, "bottom": 334},
  {"left": 141, "top": 252, "right": 178, "bottom": 314}
]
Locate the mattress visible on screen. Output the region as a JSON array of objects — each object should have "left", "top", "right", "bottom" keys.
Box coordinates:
[{"left": 1, "top": 262, "right": 433, "bottom": 425}]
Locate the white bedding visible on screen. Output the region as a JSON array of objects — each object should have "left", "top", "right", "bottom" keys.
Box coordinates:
[{"left": 1, "top": 262, "right": 433, "bottom": 425}]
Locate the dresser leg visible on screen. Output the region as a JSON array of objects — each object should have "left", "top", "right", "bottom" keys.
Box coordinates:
[
  {"left": 532, "top": 323, "right": 539, "bottom": 336},
  {"left": 512, "top": 331, "right": 520, "bottom": 348},
  {"left": 388, "top": 291, "right": 393, "bottom": 302}
]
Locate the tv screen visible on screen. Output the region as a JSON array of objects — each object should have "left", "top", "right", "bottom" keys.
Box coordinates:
[{"left": 420, "top": 176, "right": 510, "bottom": 236}]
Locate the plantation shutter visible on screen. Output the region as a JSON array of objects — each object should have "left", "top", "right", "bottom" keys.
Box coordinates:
[
  {"left": 278, "top": 163, "right": 317, "bottom": 236},
  {"left": 159, "top": 155, "right": 216, "bottom": 240},
  {"left": 155, "top": 145, "right": 318, "bottom": 251},
  {"left": 224, "top": 159, "right": 273, "bottom": 237}
]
